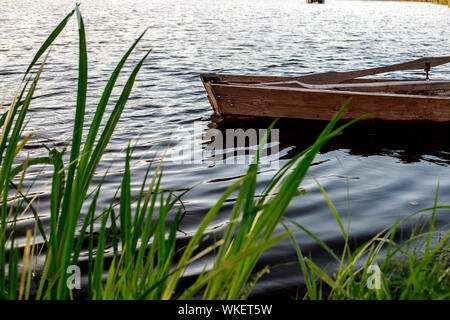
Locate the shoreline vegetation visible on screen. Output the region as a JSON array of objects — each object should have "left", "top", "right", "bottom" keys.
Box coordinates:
[
  {"left": 393, "top": 0, "right": 450, "bottom": 7},
  {"left": 1, "top": 7, "right": 449, "bottom": 300}
]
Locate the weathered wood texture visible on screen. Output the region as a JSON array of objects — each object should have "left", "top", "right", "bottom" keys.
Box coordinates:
[
  {"left": 210, "top": 74, "right": 424, "bottom": 85},
  {"left": 258, "top": 80, "right": 450, "bottom": 94},
  {"left": 293, "top": 56, "right": 450, "bottom": 84},
  {"left": 200, "top": 76, "right": 221, "bottom": 114},
  {"left": 214, "top": 74, "right": 292, "bottom": 84},
  {"left": 210, "top": 84, "right": 450, "bottom": 122},
  {"left": 204, "top": 56, "right": 450, "bottom": 86}
]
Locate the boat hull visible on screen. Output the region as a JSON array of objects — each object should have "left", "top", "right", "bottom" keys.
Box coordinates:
[{"left": 202, "top": 76, "right": 450, "bottom": 122}]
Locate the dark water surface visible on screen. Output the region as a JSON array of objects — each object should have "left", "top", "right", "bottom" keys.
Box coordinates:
[{"left": 1, "top": 0, "right": 450, "bottom": 297}]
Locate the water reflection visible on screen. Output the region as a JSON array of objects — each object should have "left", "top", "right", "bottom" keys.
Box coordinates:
[
  {"left": 1, "top": 0, "right": 449, "bottom": 297},
  {"left": 209, "top": 117, "right": 450, "bottom": 165}
]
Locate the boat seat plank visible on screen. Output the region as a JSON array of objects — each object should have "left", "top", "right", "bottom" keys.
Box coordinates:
[{"left": 256, "top": 80, "right": 450, "bottom": 93}]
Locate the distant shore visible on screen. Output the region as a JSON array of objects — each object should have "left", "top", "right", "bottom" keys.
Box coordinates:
[{"left": 396, "top": 0, "right": 449, "bottom": 7}]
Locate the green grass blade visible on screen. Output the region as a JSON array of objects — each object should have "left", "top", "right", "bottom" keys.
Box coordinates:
[
  {"left": 283, "top": 222, "right": 315, "bottom": 300},
  {"left": 77, "top": 29, "right": 148, "bottom": 188},
  {"left": 23, "top": 10, "right": 75, "bottom": 79},
  {"left": 425, "top": 180, "right": 439, "bottom": 258},
  {"left": 55, "top": 5, "right": 88, "bottom": 298},
  {"left": 162, "top": 178, "right": 243, "bottom": 299},
  {"left": 83, "top": 49, "right": 151, "bottom": 195},
  {"left": 284, "top": 217, "right": 340, "bottom": 263},
  {"left": 57, "top": 5, "right": 88, "bottom": 238}
]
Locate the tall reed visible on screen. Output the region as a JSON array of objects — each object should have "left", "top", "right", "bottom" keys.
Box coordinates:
[
  {"left": 286, "top": 180, "right": 449, "bottom": 300},
  {"left": 0, "top": 6, "right": 357, "bottom": 300}
]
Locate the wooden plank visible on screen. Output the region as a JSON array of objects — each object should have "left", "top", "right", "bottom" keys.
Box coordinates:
[
  {"left": 207, "top": 56, "right": 450, "bottom": 86},
  {"left": 210, "top": 83, "right": 450, "bottom": 122},
  {"left": 257, "top": 80, "right": 450, "bottom": 93},
  {"left": 200, "top": 75, "right": 222, "bottom": 114},
  {"left": 203, "top": 73, "right": 422, "bottom": 85},
  {"left": 217, "top": 74, "right": 291, "bottom": 84},
  {"left": 293, "top": 56, "right": 450, "bottom": 84},
  {"left": 341, "top": 78, "right": 421, "bottom": 84}
]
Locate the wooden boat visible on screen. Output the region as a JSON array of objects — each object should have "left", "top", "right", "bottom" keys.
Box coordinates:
[{"left": 200, "top": 56, "right": 450, "bottom": 122}]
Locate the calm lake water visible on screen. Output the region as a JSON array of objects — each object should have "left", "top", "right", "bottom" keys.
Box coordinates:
[{"left": 1, "top": 0, "right": 450, "bottom": 297}]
